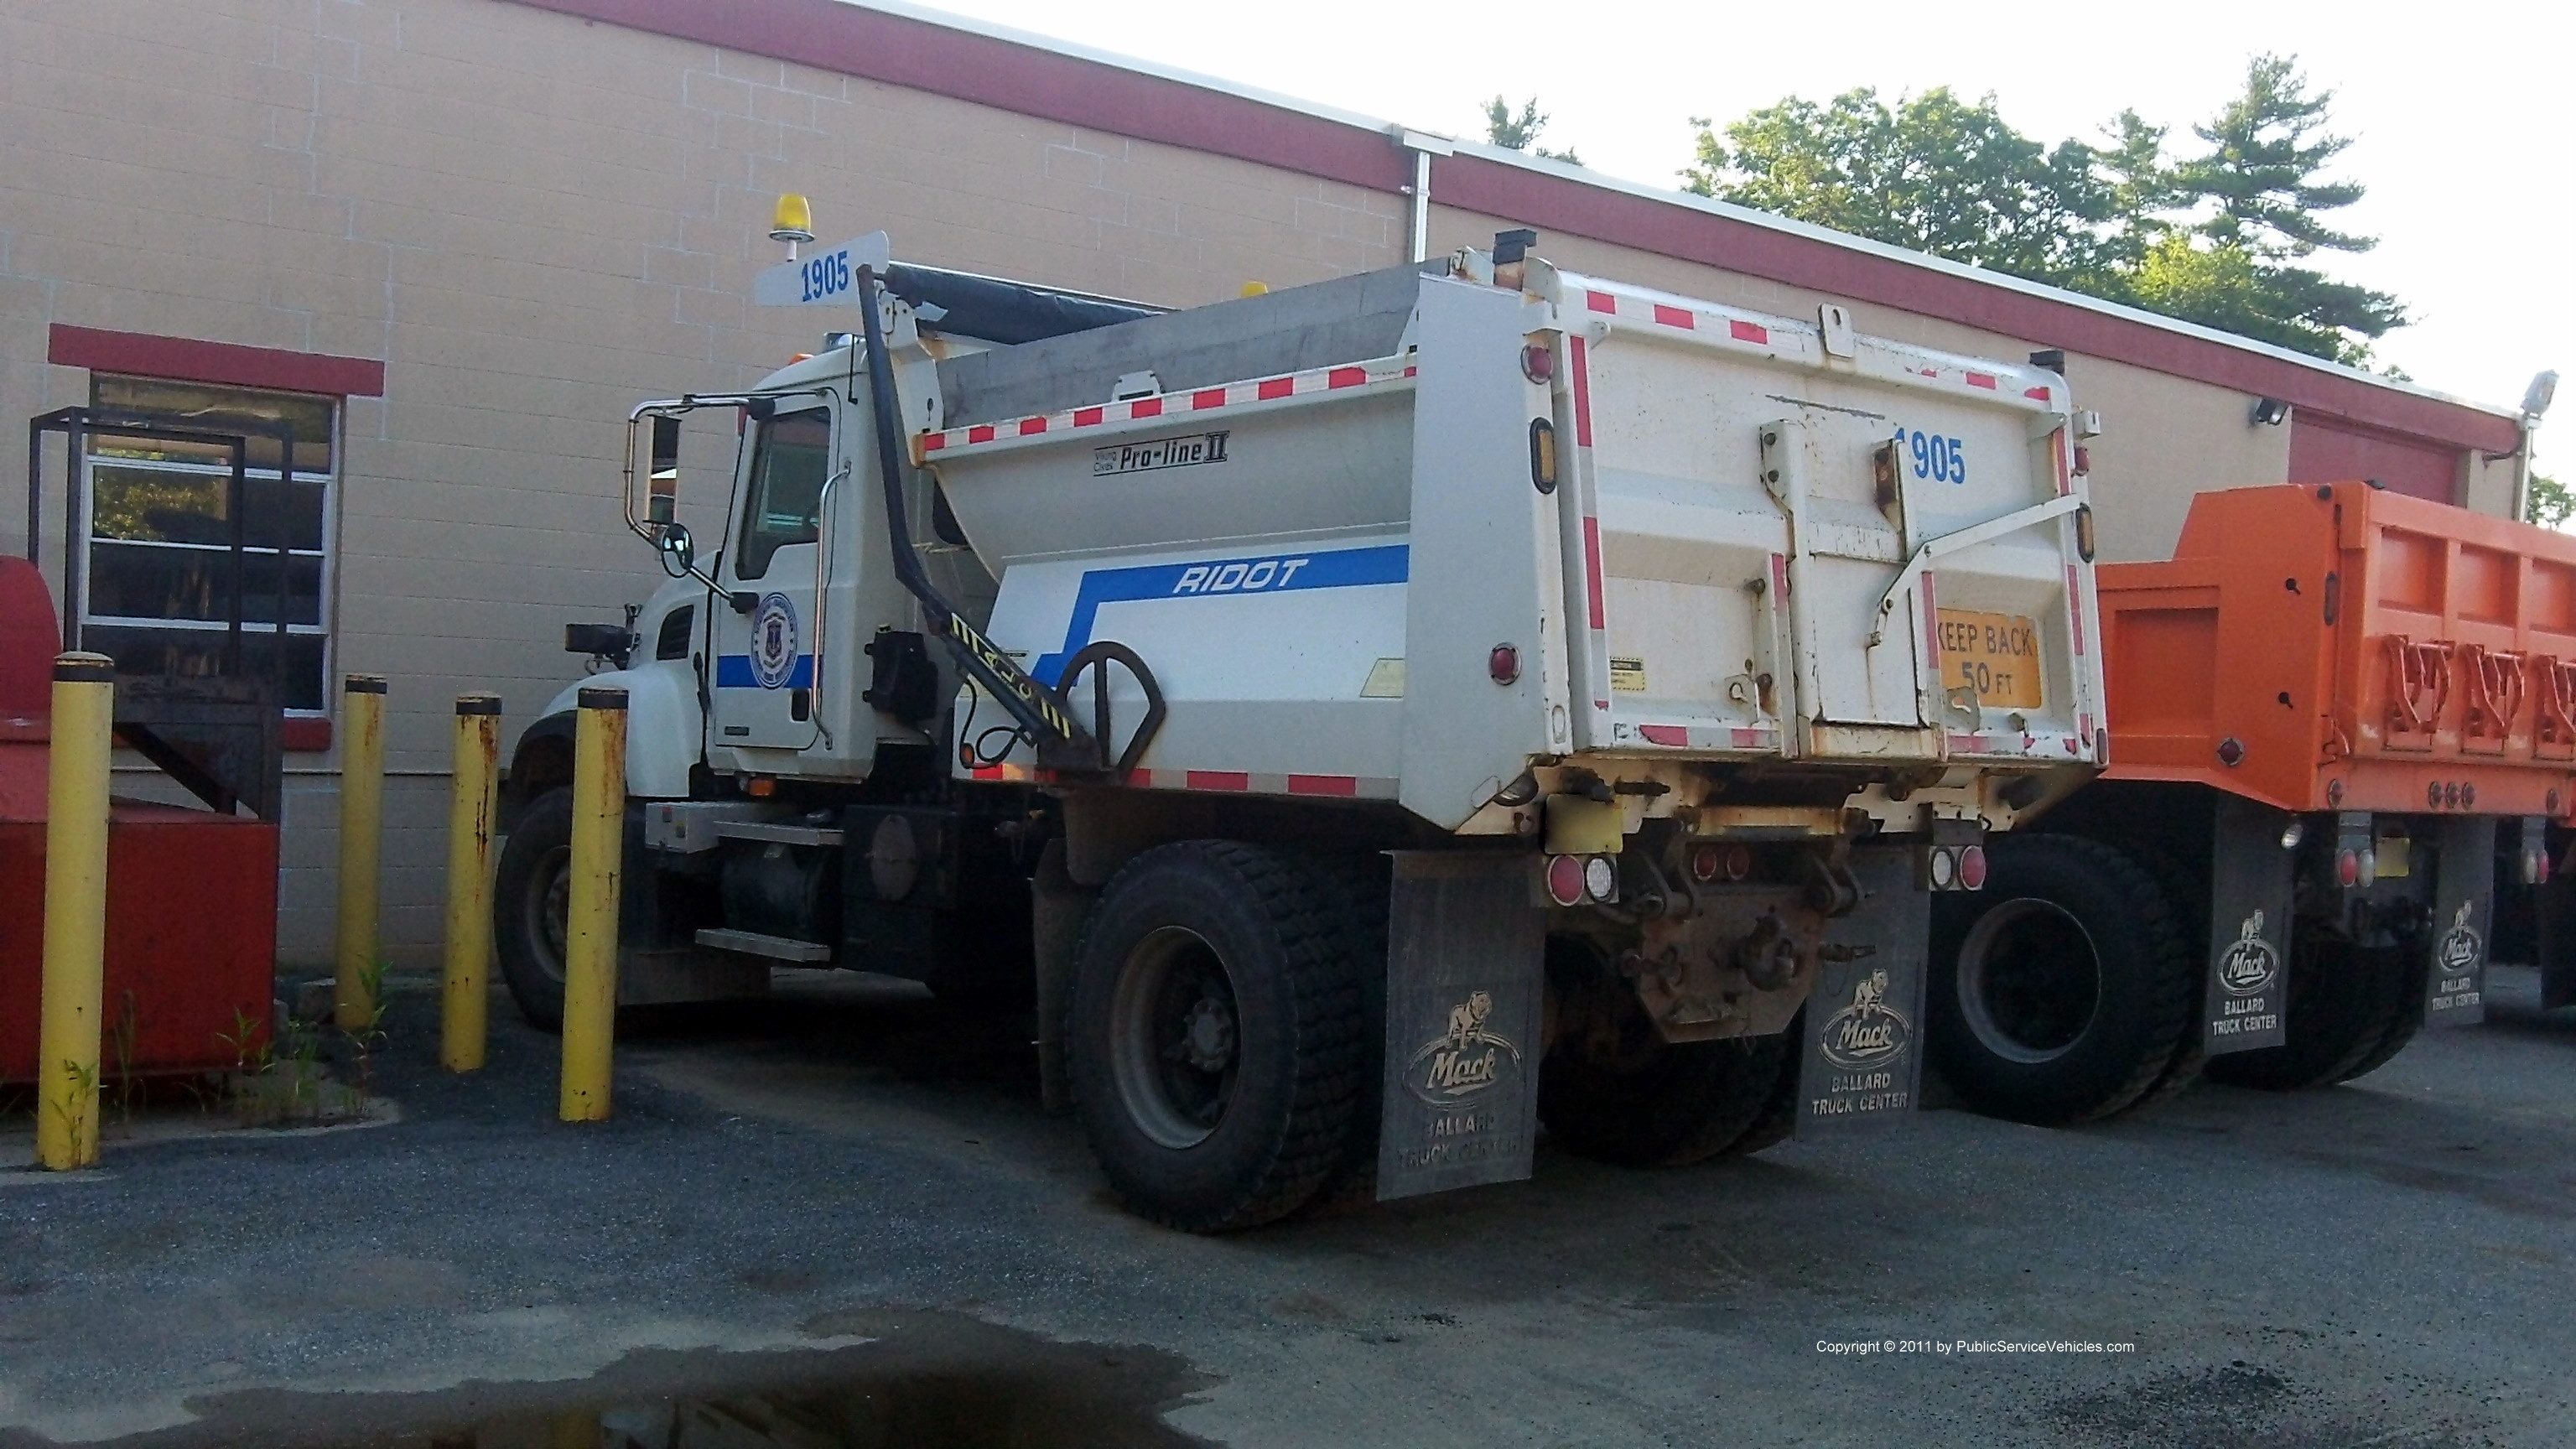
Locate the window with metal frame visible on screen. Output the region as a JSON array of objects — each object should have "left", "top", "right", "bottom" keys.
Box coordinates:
[
  {"left": 735, "top": 408, "right": 832, "bottom": 580},
  {"left": 80, "top": 377, "right": 336, "bottom": 712}
]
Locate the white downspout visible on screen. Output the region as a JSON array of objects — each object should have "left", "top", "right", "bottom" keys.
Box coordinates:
[{"left": 1390, "top": 129, "right": 1456, "bottom": 264}]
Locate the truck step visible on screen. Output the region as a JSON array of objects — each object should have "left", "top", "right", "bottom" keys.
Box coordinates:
[
  {"left": 693, "top": 927, "right": 834, "bottom": 963},
  {"left": 713, "top": 819, "right": 845, "bottom": 847}
]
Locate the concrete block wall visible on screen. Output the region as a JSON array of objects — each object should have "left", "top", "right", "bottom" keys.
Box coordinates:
[{"left": 1, "top": 0, "right": 1408, "bottom": 968}]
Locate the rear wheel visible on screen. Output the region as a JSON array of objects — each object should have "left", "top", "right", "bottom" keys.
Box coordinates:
[
  {"left": 493, "top": 787, "right": 574, "bottom": 1030},
  {"left": 1538, "top": 937, "right": 1794, "bottom": 1167},
  {"left": 1067, "top": 841, "right": 1365, "bottom": 1232},
  {"left": 2204, "top": 934, "right": 2423, "bottom": 1090},
  {"left": 1929, "top": 835, "right": 2198, "bottom": 1125}
]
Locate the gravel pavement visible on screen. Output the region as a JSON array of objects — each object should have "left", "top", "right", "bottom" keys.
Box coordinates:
[{"left": 3, "top": 964, "right": 2570, "bottom": 1448}]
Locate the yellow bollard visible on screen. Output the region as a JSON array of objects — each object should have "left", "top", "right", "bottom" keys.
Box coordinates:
[
  {"left": 37, "top": 653, "right": 113, "bottom": 1171},
  {"left": 441, "top": 693, "right": 502, "bottom": 1072},
  {"left": 558, "top": 685, "right": 626, "bottom": 1122},
  {"left": 334, "top": 674, "right": 387, "bottom": 1032}
]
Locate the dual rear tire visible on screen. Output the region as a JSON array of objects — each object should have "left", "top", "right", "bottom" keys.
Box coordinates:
[{"left": 1929, "top": 834, "right": 2201, "bottom": 1125}]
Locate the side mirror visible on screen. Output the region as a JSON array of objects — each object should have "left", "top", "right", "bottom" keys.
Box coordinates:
[
  {"left": 657, "top": 521, "right": 695, "bottom": 579},
  {"left": 647, "top": 414, "right": 682, "bottom": 525}
]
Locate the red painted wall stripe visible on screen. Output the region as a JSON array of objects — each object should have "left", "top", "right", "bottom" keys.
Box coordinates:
[
  {"left": 1581, "top": 515, "right": 1607, "bottom": 630},
  {"left": 500, "top": 0, "right": 2515, "bottom": 458},
  {"left": 1567, "top": 335, "right": 1593, "bottom": 448},
  {"left": 49, "top": 325, "right": 385, "bottom": 397},
  {"left": 1286, "top": 774, "right": 1358, "bottom": 797}
]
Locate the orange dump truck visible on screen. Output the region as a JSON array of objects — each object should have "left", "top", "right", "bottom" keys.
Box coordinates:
[{"left": 1929, "top": 481, "right": 2573, "bottom": 1124}]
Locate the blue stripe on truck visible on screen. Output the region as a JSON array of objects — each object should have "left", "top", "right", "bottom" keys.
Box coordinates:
[
  {"left": 713, "top": 654, "right": 814, "bottom": 688},
  {"left": 1032, "top": 544, "right": 1409, "bottom": 685}
]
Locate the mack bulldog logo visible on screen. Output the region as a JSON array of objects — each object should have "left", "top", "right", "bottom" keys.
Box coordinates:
[
  {"left": 2219, "top": 909, "right": 2281, "bottom": 996},
  {"left": 2437, "top": 900, "right": 2482, "bottom": 974},
  {"left": 1402, "top": 991, "right": 1524, "bottom": 1107},
  {"left": 1817, "top": 969, "right": 1913, "bottom": 1071},
  {"left": 750, "top": 592, "right": 799, "bottom": 690}
]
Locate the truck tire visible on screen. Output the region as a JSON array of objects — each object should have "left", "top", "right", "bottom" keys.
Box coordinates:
[
  {"left": 493, "top": 786, "right": 574, "bottom": 1031},
  {"left": 2204, "top": 937, "right": 2422, "bottom": 1090},
  {"left": 1539, "top": 937, "right": 1791, "bottom": 1167},
  {"left": 1929, "top": 835, "right": 2197, "bottom": 1125},
  {"left": 1297, "top": 853, "right": 1392, "bottom": 1218},
  {"left": 1066, "top": 841, "right": 1365, "bottom": 1233}
]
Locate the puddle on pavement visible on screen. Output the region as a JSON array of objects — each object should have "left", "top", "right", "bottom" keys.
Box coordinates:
[{"left": 88, "top": 1311, "right": 1213, "bottom": 1449}]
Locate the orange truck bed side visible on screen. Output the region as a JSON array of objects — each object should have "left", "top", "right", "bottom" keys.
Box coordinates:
[{"left": 2098, "top": 481, "right": 2576, "bottom": 820}]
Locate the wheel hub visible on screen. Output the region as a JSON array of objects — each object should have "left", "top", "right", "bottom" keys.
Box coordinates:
[
  {"left": 1180, "top": 997, "right": 1236, "bottom": 1072},
  {"left": 1956, "top": 897, "right": 2101, "bottom": 1065}
]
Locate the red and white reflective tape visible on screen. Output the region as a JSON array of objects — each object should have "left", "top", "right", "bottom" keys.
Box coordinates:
[
  {"left": 917, "top": 356, "right": 1415, "bottom": 461},
  {"left": 965, "top": 761, "right": 1397, "bottom": 799},
  {"left": 1582, "top": 287, "right": 1772, "bottom": 346},
  {"left": 1629, "top": 723, "right": 1779, "bottom": 751}
]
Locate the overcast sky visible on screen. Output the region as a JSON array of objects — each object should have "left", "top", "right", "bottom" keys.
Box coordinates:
[{"left": 911, "top": 0, "right": 2569, "bottom": 469}]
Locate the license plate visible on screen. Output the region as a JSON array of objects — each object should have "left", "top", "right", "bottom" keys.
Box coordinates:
[{"left": 1936, "top": 610, "right": 2043, "bottom": 709}]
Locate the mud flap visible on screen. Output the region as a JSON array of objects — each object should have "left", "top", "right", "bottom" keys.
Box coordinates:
[
  {"left": 1796, "top": 844, "right": 1929, "bottom": 1132},
  {"left": 2201, "top": 795, "right": 2292, "bottom": 1056},
  {"left": 1374, "top": 852, "right": 1545, "bottom": 1202},
  {"left": 2538, "top": 834, "right": 2576, "bottom": 1011},
  {"left": 2423, "top": 815, "right": 2490, "bottom": 1025}
]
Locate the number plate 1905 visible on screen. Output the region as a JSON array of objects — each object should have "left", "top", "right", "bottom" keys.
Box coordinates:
[{"left": 1935, "top": 609, "right": 2043, "bottom": 709}]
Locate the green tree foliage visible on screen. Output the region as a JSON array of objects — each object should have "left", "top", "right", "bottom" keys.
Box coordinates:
[
  {"left": 1683, "top": 55, "right": 2401, "bottom": 363},
  {"left": 1683, "top": 88, "right": 2128, "bottom": 290},
  {"left": 2527, "top": 473, "right": 2572, "bottom": 529},
  {"left": 1483, "top": 96, "right": 1580, "bottom": 166}
]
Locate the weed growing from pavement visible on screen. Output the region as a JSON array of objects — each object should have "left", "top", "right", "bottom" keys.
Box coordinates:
[
  {"left": 216, "top": 989, "right": 379, "bottom": 1130},
  {"left": 341, "top": 959, "right": 392, "bottom": 1101},
  {"left": 49, "top": 1057, "right": 97, "bottom": 1162}
]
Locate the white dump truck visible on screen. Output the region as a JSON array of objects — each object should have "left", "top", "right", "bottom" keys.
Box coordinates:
[{"left": 498, "top": 225, "right": 2107, "bottom": 1230}]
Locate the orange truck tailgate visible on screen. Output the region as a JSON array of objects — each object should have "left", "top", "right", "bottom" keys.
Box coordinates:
[{"left": 2098, "top": 481, "right": 2576, "bottom": 819}]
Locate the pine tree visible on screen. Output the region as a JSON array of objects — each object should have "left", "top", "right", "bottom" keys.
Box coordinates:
[{"left": 1483, "top": 96, "right": 1581, "bottom": 166}]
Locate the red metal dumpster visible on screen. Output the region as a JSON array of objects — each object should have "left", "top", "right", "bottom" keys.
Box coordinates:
[{"left": 0, "top": 558, "right": 280, "bottom": 1083}]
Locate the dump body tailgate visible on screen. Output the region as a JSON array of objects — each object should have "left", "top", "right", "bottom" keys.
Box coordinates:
[{"left": 2098, "top": 481, "right": 2576, "bottom": 818}]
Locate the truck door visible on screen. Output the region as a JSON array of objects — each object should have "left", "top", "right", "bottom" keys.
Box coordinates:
[
  {"left": 712, "top": 404, "right": 835, "bottom": 750},
  {"left": 1763, "top": 414, "right": 1927, "bottom": 729}
]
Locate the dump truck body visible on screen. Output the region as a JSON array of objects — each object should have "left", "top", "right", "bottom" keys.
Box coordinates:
[
  {"left": 1926, "top": 480, "right": 2572, "bottom": 1126},
  {"left": 922, "top": 257, "right": 2101, "bottom": 813}
]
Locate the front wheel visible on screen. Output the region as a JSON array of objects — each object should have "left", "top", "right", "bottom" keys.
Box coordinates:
[
  {"left": 493, "top": 787, "right": 574, "bottom": 1030},
  {"left": 1066, "top": 841, "right": 1366, "bottom": 1233},
  {"left": 1929, "top": 835, "right": 2199, "bottom": 1125}
]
